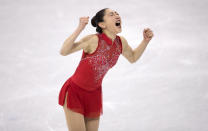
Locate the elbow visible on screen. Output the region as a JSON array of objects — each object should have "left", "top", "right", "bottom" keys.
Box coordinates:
[
  {"left": 59, "top": 50, "right": 67, "bottom": 56},
  {"left": 130, "top": 59, "right": 135, "bottom": 64},
  {"left": 130, "top": 52, "right": 136, "bottom": 64},
  {"left": 129, "top": 56, "right": 136, "bottom": 64}
]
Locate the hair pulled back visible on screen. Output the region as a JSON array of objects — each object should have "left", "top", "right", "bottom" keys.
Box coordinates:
[{"left": 91, "top": 8, "right": 108, "bottom": 33}]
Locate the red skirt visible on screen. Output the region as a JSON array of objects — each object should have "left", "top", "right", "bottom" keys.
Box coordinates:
[{"left": 58, "top": 77, "right": 103, "bottom": 118}]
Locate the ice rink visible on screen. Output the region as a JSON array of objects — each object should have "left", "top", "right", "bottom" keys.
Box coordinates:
[{"left": 0, "top": 0, "right": 208, "bottom": 130}]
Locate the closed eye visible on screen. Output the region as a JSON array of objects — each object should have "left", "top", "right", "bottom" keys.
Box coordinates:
[
  {"left": 109, "top": 11, "right": 119, "bottom": 16},
  {"left": 115, "top": 12, "right": 119, "bottom": 15}
]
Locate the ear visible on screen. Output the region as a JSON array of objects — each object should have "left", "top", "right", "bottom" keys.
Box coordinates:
[{"left": 98, "top": 22, "right": 106, "bottom": 29}]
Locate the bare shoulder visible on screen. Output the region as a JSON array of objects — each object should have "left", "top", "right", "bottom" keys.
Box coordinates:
[
  {"left": 118, "top": 35, "right": 128, "bottom": 46},
  {"left": 80, "top": 33, "right": 98, "bottom": 48},
  {"left": 90, "top": 33, "right": 99, "bottom": 44},
  {"left": 117, "top": 35, "right": 134, "bottom": 57},
  {"left": 82, "top": 34, "right": 99, "bottom": 53},
  {"left": 81, "top": 34, "right": 98, "bottom": 43}
]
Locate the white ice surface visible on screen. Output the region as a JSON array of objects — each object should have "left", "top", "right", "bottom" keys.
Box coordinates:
[{"left": 0, "top": 0, "right": 208, "bottom": 131}]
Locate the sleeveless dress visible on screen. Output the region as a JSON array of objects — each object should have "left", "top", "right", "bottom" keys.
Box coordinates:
[{"left": 58, "top": 32, "right": 123, "bottom": 118}]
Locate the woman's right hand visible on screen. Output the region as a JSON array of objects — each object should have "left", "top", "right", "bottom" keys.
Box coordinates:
[{"left": 78, "top": 16, "right": 89, "bottom": 30}]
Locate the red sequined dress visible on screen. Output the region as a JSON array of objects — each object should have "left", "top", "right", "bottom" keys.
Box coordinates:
[{"left": 58, "top": 32, "right": 122, "bottom": 118}]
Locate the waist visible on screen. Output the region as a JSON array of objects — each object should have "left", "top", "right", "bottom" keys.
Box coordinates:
[{"left": 69, "top": 77, "right": 102, "bottom": 92}]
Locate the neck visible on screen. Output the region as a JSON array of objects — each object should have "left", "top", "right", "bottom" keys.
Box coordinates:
[{"left": 103, "top": 30, "right": 116, "bottom": 42}]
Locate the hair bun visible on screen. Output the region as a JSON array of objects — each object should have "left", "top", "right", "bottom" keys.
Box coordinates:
[{"left": 91, "top": 15, "right": 97, "bottom": 27}]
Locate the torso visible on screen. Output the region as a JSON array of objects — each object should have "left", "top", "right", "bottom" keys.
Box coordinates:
[{"left": 70, "top": 32, "right": 123, "bottom": 91}]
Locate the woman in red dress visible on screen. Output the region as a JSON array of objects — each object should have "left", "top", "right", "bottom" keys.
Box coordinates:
[{"left": 58, "top": 8, "right": 154, "bottom": 131}]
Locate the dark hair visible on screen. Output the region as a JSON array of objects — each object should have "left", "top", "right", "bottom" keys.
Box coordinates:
[{"left": 91, "top": 8, "right": 108, "bottom": 34}]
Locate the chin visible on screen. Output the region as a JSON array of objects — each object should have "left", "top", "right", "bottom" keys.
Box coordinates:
[
  {"left": 112, "top": 28, "right": 122, "bottom": 34},
  {"left": 116, "top": 29, "right": 122, "bottom": 34}
]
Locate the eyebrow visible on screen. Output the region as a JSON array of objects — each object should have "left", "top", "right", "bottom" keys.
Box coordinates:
[{"left": 109, "top": 11, "right": 119, "bottom": 15}]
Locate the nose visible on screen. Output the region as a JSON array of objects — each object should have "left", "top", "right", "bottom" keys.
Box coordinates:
[
  {"left": 115, "top": 15, "right": 120, "bottom": 20},
  {"left": 116, "top": 17, "right": 121, "bottom": 22}
]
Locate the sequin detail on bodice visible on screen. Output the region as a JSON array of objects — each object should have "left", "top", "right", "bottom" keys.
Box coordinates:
[{"left": 70, "top": 32, "right": 122, "bottom": 91}]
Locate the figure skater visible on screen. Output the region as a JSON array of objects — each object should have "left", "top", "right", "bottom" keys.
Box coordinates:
[{"left": 58, "top": 8, "right": 154, "bottom": 131}]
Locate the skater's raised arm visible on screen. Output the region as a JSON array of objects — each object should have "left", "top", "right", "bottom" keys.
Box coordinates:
[
  {"left": 60, "top": 16, "right": 94, "bottom": 56},
  {"left": 120, "top": 28, "right": 154, "bottom": 63},
  {"left": 120, "top": 36, "right": 135, "bottom": 63}
]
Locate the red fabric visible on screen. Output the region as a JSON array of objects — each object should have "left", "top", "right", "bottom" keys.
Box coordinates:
[
  {"left": 71, "top": 32, "right": 122, "bottom": 91},
  {"left": 59, "top": 78, "right": 103, "bottom": 118},
  {"left": 58, "top": 32, "right": 122, "bottom": 118}
]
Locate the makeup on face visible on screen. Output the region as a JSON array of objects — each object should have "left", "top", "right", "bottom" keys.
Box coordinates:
[
  {"left": 107, "top": 10, "right": 121, "bottom": 28},
  {"left": 104, "top": 9, "right": 122, "bottom": 33}
]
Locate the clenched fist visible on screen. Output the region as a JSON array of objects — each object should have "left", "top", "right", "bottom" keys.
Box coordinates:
[
  {"left": 78, "top": 16, "right": 89, "bottom": 30},
  {"left": 143, "top": 28, "right": 154, "bottom": 42}
]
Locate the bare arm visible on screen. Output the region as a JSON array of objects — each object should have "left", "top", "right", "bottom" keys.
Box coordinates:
[
  {"left": 120, "top": 36, "right": 135, "bottom": 63},
  {"left": 60, "top": 26, "right": 84, "bottom": 55},
  {"left": 60, "top": 16, "right": 91, "bottom": 56},
  {"left": 133, "top": 39, "right": 149, "bottom": 62},
  {"left": 120, "top": 28, "right": 154, "bottom": 63}
]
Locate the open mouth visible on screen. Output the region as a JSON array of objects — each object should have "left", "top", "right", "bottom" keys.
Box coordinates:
[
  {"left": 115, "top": 21, "right": 121, "bottom": 28},
  {"left": 116, "top": 23, "right": 120, "bottom": 26}
]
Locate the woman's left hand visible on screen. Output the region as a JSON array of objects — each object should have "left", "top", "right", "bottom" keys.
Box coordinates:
[{"left": 143, "top": 28, "right": 154, "bottom": 43}]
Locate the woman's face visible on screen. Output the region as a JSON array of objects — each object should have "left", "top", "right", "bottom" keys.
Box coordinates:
[{"left": 99, "top": 8, "right": 122, "bottom": 34}]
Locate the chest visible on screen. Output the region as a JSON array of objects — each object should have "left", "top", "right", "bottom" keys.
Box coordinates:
[
  {"left": 82, "top": 34, "right": 122, "bottom": 63},
  {"left": 86, "top": 40, "right": 121, "bottom": 66}
]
